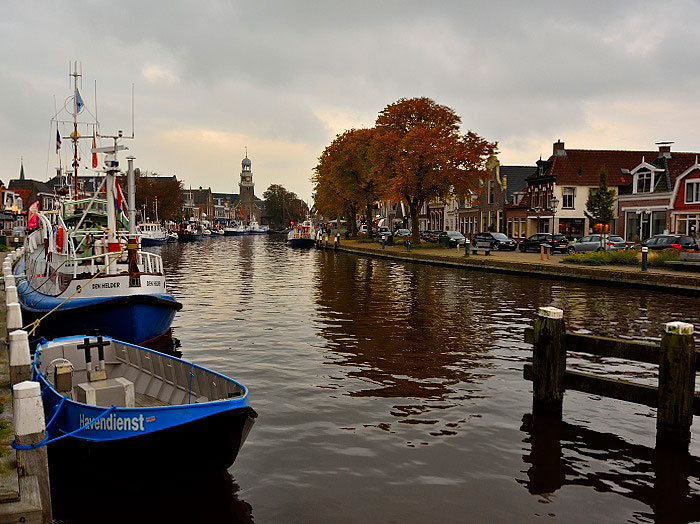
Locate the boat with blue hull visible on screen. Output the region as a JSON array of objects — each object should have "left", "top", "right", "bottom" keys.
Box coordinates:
[
  {"left": 33, "top": 335, "right": 257, "bottom": 471},
  {"left": 15, "top": 258, "right": 180, "bottom": 344}
]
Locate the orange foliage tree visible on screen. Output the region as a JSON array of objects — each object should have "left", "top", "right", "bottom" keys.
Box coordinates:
[
  {"left": 374, "top": 97, "right": 496, "bottom": 243},
  {"left": 313, "top": 128, "right": 379, "bottom": 236}
]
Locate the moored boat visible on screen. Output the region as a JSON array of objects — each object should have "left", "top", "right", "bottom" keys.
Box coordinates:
[
  {"left": 287, "top": 220, "right": 317, "bottom": 248},
  {"left": 224, "top": 223, "right": 248, "bottom": 236},
  {"left": 138, "top": 222, "right": 168, "bottom": 245},
  {"left": 33, "top": 335, "right": 256, "bottom": 471},
  {"left": 247, "top": 219, "right": 269, "bottom": 235}
]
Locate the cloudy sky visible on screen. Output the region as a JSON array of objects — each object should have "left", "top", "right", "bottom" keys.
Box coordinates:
[{"left": 2, "top": 1, "right": 700, "bottom": 202}]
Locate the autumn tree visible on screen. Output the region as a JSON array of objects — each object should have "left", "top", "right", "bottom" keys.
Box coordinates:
[
  {"left": 373, "top": 97, "right": 497, "bottom": 243},
  {"left": 313, "top": 130, "right": 378, "bottom": 237},
  {"left": 263, "top": 184, "right": 308, "bottom": 227}
]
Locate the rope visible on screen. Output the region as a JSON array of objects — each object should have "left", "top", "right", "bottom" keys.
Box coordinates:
[
  {"left": 12, "top": 404, "right": 117, "bottom": 450},
  {"left": 22, "top": 250, "right": 124, "bottom": 336}
]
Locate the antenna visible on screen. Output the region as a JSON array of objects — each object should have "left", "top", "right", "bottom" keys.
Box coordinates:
[
  {"left": 130, "top": 83, "right": 135, "bottom": 138},
  {"left": 94, "top": 79, "right": 98, "bottom": 128}
]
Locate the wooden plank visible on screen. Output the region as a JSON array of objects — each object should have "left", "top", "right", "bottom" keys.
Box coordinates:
[
  {"left": 525, "top": 327, "right": 667, "bottom": 366},
  {"left": 524, "top": 364, "right": 658, "bottom": 408}
]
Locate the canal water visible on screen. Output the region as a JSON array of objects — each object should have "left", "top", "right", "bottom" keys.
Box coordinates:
[{"left": 55, "top": 236, "right": 700, "bottom": 523}]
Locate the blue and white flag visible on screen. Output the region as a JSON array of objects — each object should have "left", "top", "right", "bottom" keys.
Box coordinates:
[
  {"left": 56, "top": 129, "right": 61, "bottom": 153},
  {"left": 75, "top": 87, "right": 84, "bottom": 114}
]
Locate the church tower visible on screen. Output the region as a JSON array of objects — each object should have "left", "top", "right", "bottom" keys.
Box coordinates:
[{"left": 237, "top": 151, "right": 261, "bottom": 224}]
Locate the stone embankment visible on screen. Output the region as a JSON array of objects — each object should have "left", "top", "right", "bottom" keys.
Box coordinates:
[{"left": 326, "top": 240, "right": 700, "bottom": 294}]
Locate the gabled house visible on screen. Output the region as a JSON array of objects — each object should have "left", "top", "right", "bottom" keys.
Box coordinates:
[{"left": 617, "top": 143, "right": 699, "bottom": 240}]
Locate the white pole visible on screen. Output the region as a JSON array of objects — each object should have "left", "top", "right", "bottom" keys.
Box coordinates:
[
  {"left": 127, "top": 156, "right": 136, "bottom": 236},
  {"left": 4, "top": 274, "right": 16, "bottom": 289}
]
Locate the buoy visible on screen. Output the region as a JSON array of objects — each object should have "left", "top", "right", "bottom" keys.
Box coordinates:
[{"left": 56, "top": 227, "right": 65, "bottom": 253}]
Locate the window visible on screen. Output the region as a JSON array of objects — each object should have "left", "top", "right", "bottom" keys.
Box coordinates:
[
  {"left": 487, "top": 181, "right": 495, "bottom": 204},
  {"left": 652, "top": 211, "right": 666, "bottom": 236},
  {"left": 686, "top": 181, "right": 700, "bottom": 204},
  {"left": 562, "top": 188, "right": 575, "bottom": 209},
  {"left": 636, "top": 170, "right": 653, "bottom": 193}
]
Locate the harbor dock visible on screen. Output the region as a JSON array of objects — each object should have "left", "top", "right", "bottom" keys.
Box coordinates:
[{"left": 324, "top": 239, "right": 700, "bottom": 294}]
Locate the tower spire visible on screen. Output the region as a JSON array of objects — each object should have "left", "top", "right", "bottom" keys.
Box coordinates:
[{"left": 19, "top": 158, "right": 25, "bottom": 180}]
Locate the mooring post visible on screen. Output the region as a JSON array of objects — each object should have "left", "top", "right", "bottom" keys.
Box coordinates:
[
  {"left": 9, "top": 330, "right": 31, "bottom": 386},
  {"left": 464, "top": 238, "right": 470, "bottom": 257},
  {"left": 656, "top": 321, "right": 695, "bottom": 449},
  {"left": 4, "top": 274, "right": 16, "bottom": 290},
  {"left": 532, "top": 306, "right": 566, "bottom": 416},
  {"left": 7, "top": 302, "right": 22, "bottom": 332},
  {"left": 13, "top": 381, "right": 52, "bottom": 523},
  {"left": 5, "top": 285, "right": 18, "bottom": 305},
  {"left": 641, "top": 246, "right": 649, "bottom": 272}
]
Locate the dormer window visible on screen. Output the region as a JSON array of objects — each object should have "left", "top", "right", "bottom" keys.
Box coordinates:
[{"left": 636, "top": 169, "right": 653, "bottom": 193}]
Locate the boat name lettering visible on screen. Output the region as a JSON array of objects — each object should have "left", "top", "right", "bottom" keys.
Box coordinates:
[
  {"left": 146, "top": 280, "right": 161, "bottom": 287},
  {"left": 79, "top": 413, "right": 145, "bottom": 432},
  {"left": 92, "top": 282, "right": 121, "bottom": 289}
]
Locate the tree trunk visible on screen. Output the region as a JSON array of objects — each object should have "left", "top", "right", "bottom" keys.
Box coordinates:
[
  {"left": 366, "top": 203, "right": 373, "bottom": 238},
  {"left": 409, "top": 201, "right": 420, "bottom": 244}
]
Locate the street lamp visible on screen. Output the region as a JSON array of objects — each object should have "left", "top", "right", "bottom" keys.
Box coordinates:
[{"left": 549, "top": 197, "right": 560, "bottom": 235}]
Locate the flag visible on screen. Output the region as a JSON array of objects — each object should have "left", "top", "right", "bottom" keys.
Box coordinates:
[
  {"left": 75, "top": 88, "right": 84, "bottom": 114},
  {"left": 241, "top": 207, "right": 245, "bottom": 219},
  {"left": 56, "top": 129, "right": 62, "bottom": 153},
  {"left": 115, "top": 179, "right": 125, "bottom": 216},
  {"left": 92, "top": 134, "right": 98, "bottom": 168}
]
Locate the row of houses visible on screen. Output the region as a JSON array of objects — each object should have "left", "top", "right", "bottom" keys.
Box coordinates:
[{"left": 380, "top": 140, "right": 700, "bottom": 241}]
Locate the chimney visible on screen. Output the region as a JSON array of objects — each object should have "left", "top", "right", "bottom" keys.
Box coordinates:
[
  {"left": 553, "top": 140, "right": 566, "bottom": 157},
  {"left": 657, "top": 142, "right": 673, "bottom": 158}
]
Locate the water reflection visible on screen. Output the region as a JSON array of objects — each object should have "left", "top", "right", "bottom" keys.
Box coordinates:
[
  {"left": 520, "top": 413, "right": 700, "bottom": 522},
  {"left": 52, "top": 468, "right": 254, "bottom": 524}
]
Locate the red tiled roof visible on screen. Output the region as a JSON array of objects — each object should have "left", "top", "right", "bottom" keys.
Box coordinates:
[{"left": 540, "top": 149, "right": 699, "bottom": 187}]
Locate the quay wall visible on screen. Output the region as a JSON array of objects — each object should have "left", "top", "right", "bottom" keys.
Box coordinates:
[{"left": 324, "top": 242, "right": 700, "bottom": 295}]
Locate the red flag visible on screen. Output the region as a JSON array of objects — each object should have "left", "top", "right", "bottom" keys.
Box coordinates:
[
  {"left": 92, "top": 134, "right": 98, "bottom": 168},
  {"left": 241, "top": 207, "right": 245, "bottom": 219}
]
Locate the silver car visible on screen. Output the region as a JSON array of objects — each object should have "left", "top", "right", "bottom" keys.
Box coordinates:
[{"left": 567, "top": 235, "right": 627, "bottom": 254}]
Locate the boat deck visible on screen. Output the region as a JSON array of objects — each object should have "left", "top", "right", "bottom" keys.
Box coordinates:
[{"left": 135, "top": 392, "right": 170, "bottom": 407}]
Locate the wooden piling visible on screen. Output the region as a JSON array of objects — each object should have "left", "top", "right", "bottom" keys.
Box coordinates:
[
  {"left": 13, "top": 381, "right": 51, "bottom": 524},
  {"left": 531, "top": 306, "right": 566, "bottom": 416},
  {"left": 656, "top": 321, "right": 695, "bottom": 448}
]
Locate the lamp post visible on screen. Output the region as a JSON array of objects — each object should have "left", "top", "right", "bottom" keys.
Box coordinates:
[{"left": 549, "top": 197, "right": 560, "bottom": 236}]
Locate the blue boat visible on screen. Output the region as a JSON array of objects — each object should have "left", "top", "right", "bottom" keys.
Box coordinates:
[
  {"left": 13, "top": 238, "right": 182, "bottom": 346},
  {"left": 33, "top": 335, "right": 257, "bottom": 471}
]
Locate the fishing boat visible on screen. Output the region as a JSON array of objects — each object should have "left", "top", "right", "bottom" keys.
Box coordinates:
[
  {"left": 287, "top": 220, "right": 317, "bottom": 248},
  {"left": 138, "top": 222, "right": 168, "bottom": 246},
  {"left": 33, "top": 334, "right": 256, "bottom": 471},
  {"left": 13, "top": 65, "right": 182, "bottom": 345},
  {"left": 224, "top": 223, "right": 248, "bottom": 236},
  {"left": 177, "top": 220, "right": 203, "bottom": 242},
  {"left": 247, "top": 219, "right": 269, "bottom": 235}
]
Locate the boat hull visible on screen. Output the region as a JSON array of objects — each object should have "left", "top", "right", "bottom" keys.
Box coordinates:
[
  {"left": 288, "top": 238, "right": 316, "bottom": 248},
  {"left": 19, "top": 294, "right": 182, "bottom": 345},
  {"left": 178, "top": 232, "right": 203, "bottom": 242},
  {"left": 47, "top": 406, "right": 257, "bottom": 473},
  {"left": 141, "top": 237, "right": 168, "bottom": 246}
]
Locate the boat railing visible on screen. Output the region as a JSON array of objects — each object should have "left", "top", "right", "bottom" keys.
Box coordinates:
[{"left": 137, "top": 251, "right": 163, "bottom": 274}]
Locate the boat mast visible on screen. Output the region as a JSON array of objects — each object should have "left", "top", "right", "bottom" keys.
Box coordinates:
[{"left": 70, "top": 61, "right": 81, "bottom": 199}]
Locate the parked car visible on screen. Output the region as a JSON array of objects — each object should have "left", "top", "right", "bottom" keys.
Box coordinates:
[
  {"left": 438, "top": 231, "right": 466, "bottom": 247},
  {"left": 518, "top": 234, "right": 569, "bottom": 254},
  {"left": 359, "top": 224, "right": 368, "bottom": 234},
  {"left": 473, "top": 232, "right": 517, "bottom": 251},
  {"left": 393, "top": 228, "right": 411, "bottom": 237},
  {"left": 421, "top": 230, "right": 441, "bottom": 243},
  {"left": 567, "top": 235, "right": 628, "bottom": 254},
  {"left": 642, "top": 234, "right": 698, "bottom": 251}
]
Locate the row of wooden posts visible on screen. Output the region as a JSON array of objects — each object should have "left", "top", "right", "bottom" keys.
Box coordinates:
[
  {"left": 525, "top": 305, "right": 696, "bottom": 449},
  {"left": 2, "top": 247, "right": 52, "bottom": 524}
]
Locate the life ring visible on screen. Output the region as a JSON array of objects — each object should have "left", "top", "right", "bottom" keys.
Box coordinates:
[{"left": 56, "top": 227, "right": 65, "bottom": 253}]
